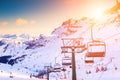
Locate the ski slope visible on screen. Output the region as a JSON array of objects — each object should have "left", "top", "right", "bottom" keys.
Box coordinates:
[{"left": 0, "top": 11, "right": 120, "bottom": 80}]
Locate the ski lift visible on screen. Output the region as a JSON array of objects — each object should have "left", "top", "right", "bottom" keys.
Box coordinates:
[
  {"left": 61, "top": 47, "right": 69, "bottom": 53},
  {"left": 86, "top": 40, "right": 106, "bottom": 57},
  {"left": 53, "top": 63, "right": 61, "bottom": 72},
  {"left": 62, "top": 56, "right": 72, "bottom": 66},
  {"left": 84, "top": 56, "right": 94, "bottom": 63}
]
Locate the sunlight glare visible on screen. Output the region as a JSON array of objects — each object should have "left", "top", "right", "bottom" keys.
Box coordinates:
[
  {"left": 93, "top": 9, "right": 104, "bottom": 19},
  {"left": 94, "top": 10, "right": 103, "bottom": 19}
]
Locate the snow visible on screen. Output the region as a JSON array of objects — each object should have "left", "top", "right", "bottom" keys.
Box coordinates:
[{"left": 1, "top": 8, "right": 120, "bottom": 80}]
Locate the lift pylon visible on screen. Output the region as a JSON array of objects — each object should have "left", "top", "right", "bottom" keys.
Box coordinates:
[{"left": 61, "top": 38, "right": 86, "bottom": 80}]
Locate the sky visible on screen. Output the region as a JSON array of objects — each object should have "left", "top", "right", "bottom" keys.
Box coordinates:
[{"left": 0, "top": 0, "right": 117, "bottom": 36}]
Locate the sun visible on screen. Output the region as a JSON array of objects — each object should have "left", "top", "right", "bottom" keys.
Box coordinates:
[
  {"left": 94, "top": 10, "right": 103, "bottom": 19},
  {"left": 92, "top": 8, "right": 104, "bottom": 19}
]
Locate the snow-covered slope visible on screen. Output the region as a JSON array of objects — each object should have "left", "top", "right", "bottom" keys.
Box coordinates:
[{"left": 1, "top": 10, "right": 120, "bottom": 80}]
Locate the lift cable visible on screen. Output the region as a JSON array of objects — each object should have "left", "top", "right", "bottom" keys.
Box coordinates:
[{"left": 102, "top": 32, "right": 120, "bottom": 41}]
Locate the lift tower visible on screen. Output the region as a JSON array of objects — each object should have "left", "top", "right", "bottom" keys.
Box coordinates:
[{"left": 61, "top": 38, "right": 86, "bottom": 80}]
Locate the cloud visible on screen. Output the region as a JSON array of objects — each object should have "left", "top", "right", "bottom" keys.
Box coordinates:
[
  {"left": 15, "top": 18, "right": 37, "bottom": 26},
  {"left": 16, "top": 18, "right": 28, "bottom": 26},
  {"left": 0, "top": 22, "right": 8, "bottom": 26},
  {"left": 30, "top": 20, "right": 37, "bottom": 24}
]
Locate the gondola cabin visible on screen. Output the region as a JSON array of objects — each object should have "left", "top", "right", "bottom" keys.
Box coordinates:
[{"left": 86, "top": 40, "right": 106, "bottom": 57}]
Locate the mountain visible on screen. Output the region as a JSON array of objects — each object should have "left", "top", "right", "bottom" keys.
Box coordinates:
[
  {"left": 0, "top": 34, "right": 17, "bottom": 39},
  {"left": 1, "top": 9, "right": 120, "bottom": 80}
]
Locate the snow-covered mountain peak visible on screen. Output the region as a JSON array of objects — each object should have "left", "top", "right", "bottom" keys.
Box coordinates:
[{"left": 1, "top": 6, "right": 120, "bottom": 80}]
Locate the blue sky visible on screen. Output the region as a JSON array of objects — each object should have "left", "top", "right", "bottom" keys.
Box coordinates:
[
  {"left": 0, "top": 0, "right": 52, "bottom": 19},
  {"left": 0, "top": 0, "right": 116, "bottom": 36}
]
